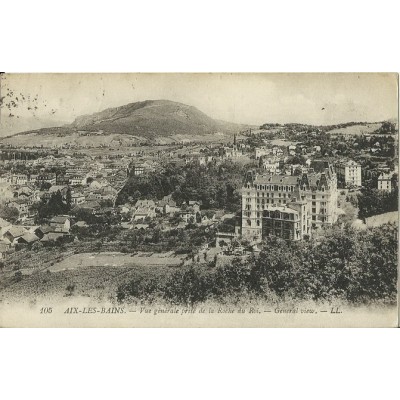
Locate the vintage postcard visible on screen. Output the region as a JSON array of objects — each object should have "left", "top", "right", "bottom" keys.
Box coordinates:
[{"left": 0, "top": 73, "right": 398, "bottom": 327}]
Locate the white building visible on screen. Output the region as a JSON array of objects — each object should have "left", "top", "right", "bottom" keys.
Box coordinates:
[
  {"left": 255, "top": 147, "right": 271, "bottom": 159},
  {"left": 261, "top": 158, "right": 281, "bottom": 174},
  {"left": 240, "top": 166, "right": 338, "bottom": 241},
  {"left": 335, "top": 160, "right": 362, "bottom": 187},
  {"left": 377, "top": 172, "right": 393, "bottom": 192}
]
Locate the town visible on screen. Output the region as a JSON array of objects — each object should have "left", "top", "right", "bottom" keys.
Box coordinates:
[
  {"left": 0, "top": 121, "right": 397, "bottom": 272},
  {"left": 0, "top": 124, "right": 398, "bottom": 265}
]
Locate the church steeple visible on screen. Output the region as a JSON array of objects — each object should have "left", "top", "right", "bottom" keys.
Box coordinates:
[{"left": 233, "top": 132, "right": 237, "bottom": 146}]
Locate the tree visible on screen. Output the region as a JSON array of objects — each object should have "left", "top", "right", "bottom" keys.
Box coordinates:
[
  {"left": 37, "top": 190, "right": 69, "bottom": 222},
  {"left": 286, "top": 155, "right": 306, "bottom": 166},
  {"left": 13, "top": 271, "right": 23, "bottom": 282},
  {"left": 65, "top": 187, "right": 72, "bottom": 211},
  {"left": 66, "top": 284, "right": 75, "bottom": 296},
  {"left": 40, "top": 182, "right": 52, "bottom": 191},
  {"left": 0, "top": 205, "right": 19, "bottom": 223},
  {"left": 357, "top": 188, "right": 398, "bottom": 219}
]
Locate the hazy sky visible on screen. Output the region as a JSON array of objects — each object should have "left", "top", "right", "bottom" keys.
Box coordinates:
[{"left": 0, "top": 73, "right": 398, "bottom": 127}]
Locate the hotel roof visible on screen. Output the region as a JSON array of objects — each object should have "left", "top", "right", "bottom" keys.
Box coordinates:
[{"left": 253, "top": 174, "right": 299, "bottom": 185}]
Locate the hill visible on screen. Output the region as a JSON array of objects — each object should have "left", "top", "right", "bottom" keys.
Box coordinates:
[
  {"left": 259, "top": 120, "right": 398, "bottom": 136},
  {"left": 71, "top": 100, "right": 244, "bottom": 137},
  {"left": 1, "top": 100, "right": 251, "bottom": 146}
]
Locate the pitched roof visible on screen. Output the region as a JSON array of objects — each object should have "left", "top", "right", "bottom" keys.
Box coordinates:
[
  {"left": 134, "top": 224, "right": 149, "bottom": 230},
  {"left": 77, "top": 201, "right": 101, "bottom": 210},
  {"left": 265, "top": 205, "right": 299, "bottom": 215},
  {"left": 50, "top": 215, "right": 70, "bottom": 224},
  {"left": 135, "top": 207, "right": 153, "bottom": 215},
  {"left": 378, "top": 172, "right": 392, "bottom": 180},
  {"left": 4, "top": 226, "right": 27, "bottom": 238},
  {"left": 48, "top": 185, "right": 68, "bottom": 193},
  {"left": 135, "top": 199, "right": 156, "bottom": 208},
  {"left": 20, "top": 233, "right": 40, "bottom": 243},
  {"left": 221, "top": 213, "right": 235, "bottom": 221},
  {"left": 254, "top": 174, "right": 299, "bottom": 185},
  {"left": 37, "top": 225, "right": 52, "bottom": 234},
  {"left": 188, "top": 200, "right": 201, "bottom": 206},
  {"left": 9, "top": 198, "right": 30, "bottom": 205},
  {"left": 41, "top": 232, "right": 66, "bottom": 242}
]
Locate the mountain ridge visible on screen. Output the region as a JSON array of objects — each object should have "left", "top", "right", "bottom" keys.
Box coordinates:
[
  {"left": 1, "top": 100, "right": 251, "bottom": 145},
  {"left": 69, "top": 99, "right": 247, "bottom": 138}
]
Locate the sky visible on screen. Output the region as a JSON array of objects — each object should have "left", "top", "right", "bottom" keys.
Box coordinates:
[{"left": 0, "top": 73, "right": 398, "bottom": 131}]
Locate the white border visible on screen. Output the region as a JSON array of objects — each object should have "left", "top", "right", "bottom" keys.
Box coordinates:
[{"left": 1, "top": 1, "right": 399, "bottom": 400}]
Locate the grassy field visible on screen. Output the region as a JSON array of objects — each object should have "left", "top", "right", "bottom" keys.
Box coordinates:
[
  {"left": 270, "top": 138, "right": 298, "bottom": 147},
  {"left": 328, "top": 123, "right": 381, "bottom": 136},
  {"left": 48, "top": 251, "right": 184, "bottom": 272},
  {"left": 0, "top": 248, "right": 185, "bottom": 303},
  {"left": 1, "top": 130, "right": 234, "bottom": 148},
  {"left": 0, "top": 261, "right": 180, "bottom": 303}
]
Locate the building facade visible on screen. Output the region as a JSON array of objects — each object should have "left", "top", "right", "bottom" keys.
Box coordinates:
[
  {"left": 240, "top": 165, "right": 338, "bottom": 241},
  {"left": 377, "top": 172, "right": 392, "bottom": 192},
  {"left": 335, "top": 160, "right": 362, "bottom": 187},
  {"left": 262, "top": 196, "right": 310, "bottom": 241}
]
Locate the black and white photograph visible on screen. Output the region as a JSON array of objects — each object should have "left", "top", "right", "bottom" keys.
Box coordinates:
[{"left": 0, "top": 73, "right": 398, "bottom": 327}]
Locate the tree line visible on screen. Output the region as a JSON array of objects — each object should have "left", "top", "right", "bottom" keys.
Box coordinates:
[
  {"left": 357, "top": 188, "right": 398, "bottom": 220},
  {"left": 116, "top": 224, "right": 397, "bottom": 306},
  {"left": 117, "top": 161, "right": 245, "bottom": 211}
]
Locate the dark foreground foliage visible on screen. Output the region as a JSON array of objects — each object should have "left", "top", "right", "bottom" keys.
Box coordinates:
[
  {"left": 357, "top": 188, "right": 398, "bottom": 220},
  {"left": 117, "top": 224, "right": 398, "bottom": 306}
]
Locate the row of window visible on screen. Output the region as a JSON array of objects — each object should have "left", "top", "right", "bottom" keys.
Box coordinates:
[{"left": 255, "top": 184, "right": 296, "bottom": 192}]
